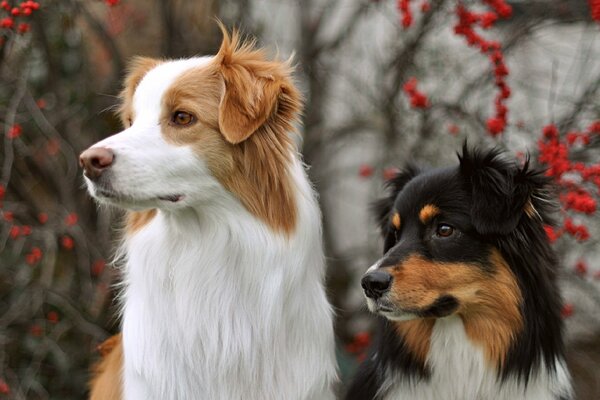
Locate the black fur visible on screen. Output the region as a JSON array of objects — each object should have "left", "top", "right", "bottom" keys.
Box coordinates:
[{"left": 346, "top": 145, "right": 566, "bottom": 399}]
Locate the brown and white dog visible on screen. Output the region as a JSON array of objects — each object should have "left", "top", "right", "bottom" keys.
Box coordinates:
[{"left": 81, "top": 26, "right": 337, "bottom": 400}]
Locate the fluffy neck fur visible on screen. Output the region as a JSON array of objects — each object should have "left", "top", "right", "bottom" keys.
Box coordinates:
[
  {"left": 375, "top": 316, "right": 572, "bottom": 400},
  {"left": 119, "top": 157, "right": 336, "bottom": 400}
]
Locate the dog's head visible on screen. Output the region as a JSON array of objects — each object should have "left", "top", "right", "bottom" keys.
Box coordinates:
[
  {"left": 79, "top": 26, "right": 301, "bottom": 232},
  {"left": 362, "top": 145, "right": 554, "bottom": 324}
]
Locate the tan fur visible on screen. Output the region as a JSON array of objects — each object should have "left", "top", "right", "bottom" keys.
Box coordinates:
[
  {"left": 126, "top": 209, "right": 158, "bottom": 234},
  {"left": 89, "top": 335, "right": 123, "bottom": 400},
  {"left": 395, "top": 319, "right": 435, "bottom": 365},
  {"left": 387, "top": 249, "right": 522, "bottom": 368},
  {"left": 524, "top": 199, "right": 538, "bottom": 219},
  {"left": 159, "top": 26, "right": 301, "bottom": 234},
  {"left": 89, "top": 27, "right": 302, "bottom": 397},
  {"left": 118, "top": 57, "right": 162, "bottom": 126},
  {"left": 418, "top": 204, "right": 440, "bottom": 224},
  {"left": 392, "top": 212, "right": 401, "bottom": 229}
]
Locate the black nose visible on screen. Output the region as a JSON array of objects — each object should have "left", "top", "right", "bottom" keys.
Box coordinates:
[{"left": 361, "top": 271, "right": 392, "bottom": 299}]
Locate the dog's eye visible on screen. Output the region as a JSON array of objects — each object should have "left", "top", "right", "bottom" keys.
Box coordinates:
[
  {"left": 436, "top": 224, "right": 454, "bottom": 237},
  {"left": 171, "top": 111, "right": 195, "bottom": 126}
]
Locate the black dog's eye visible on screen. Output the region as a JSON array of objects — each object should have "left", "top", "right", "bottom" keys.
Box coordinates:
[
  {"left": 436, "top": 224, "right": 454, "bottom": 237},
  {"left": 171, "top": 111, "right": 195, "bottom": 126}
]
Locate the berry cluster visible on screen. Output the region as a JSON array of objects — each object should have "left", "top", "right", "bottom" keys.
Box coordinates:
[
  {"left": 0, "top": 1, "right": 39, "bottom": 38},
  {"left": 453, "top": 1, "right": 513, "bottom": 136},
  {"left": 402, "top": 76, "right": 429, "bottom": 108},
  {"left": 396, "top": 0, "right": 431, "bottom": 29},
  {"left": 538, "top": 122, "right": 600, "bottom": 242},
  {"left": 396, "top": 0, "right": 514, "bottom": 136}
]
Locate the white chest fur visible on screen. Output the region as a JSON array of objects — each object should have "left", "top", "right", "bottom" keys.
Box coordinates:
[
  {"left": 382, "top": 317, "right": 571, "bottom": 400},
  {"left": 120, "top": 163, "right": 336, "bottom": 400}
]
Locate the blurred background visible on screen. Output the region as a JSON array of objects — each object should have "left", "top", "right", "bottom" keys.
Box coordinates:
[{"left": 1, "top": 0, "right": 599, "bottom": 398}]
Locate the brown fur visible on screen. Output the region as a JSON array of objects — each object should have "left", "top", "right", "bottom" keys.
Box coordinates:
[
  {"left": 392, "top": 212, "right": 401, "bottom": 230},
  {"left": 159, "top": 25, "right": 301, "bottom": 234},
  {"left": 118, "top": 57, "right": 162, "bottom": 127},
  {"left": 395, "top": 319, "right": 435, "bottom": 365},
  {"left": 126, "top": 209, "right": 158, "bottom": 235},
  {"left": 418, "top": 204, "right": 440, "bottom": 224},
  {"left": 118, "top": 57, "right": 162, "bottom": 236},
  {"left": 117, "top": 29, "right": 300, "bottom": 235},
  {"left": 523, "top": 199, "right": 538, "bottom": 219},
  {"left": 89, "top": 335, "right": 123, "bottom": 400},
  {"left": 387, "top": 249, "right": 522, "bottom": 368},
  {"left": 89, "top": 25, "right": 302, "bottom": 399}
]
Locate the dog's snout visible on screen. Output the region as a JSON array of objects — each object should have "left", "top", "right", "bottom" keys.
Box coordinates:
[
  {"left": 79, "top": 147, "right": 114, "bottom": 180},
  {"left": 361, "top": 271, "right": 392, "bottom": 299}
]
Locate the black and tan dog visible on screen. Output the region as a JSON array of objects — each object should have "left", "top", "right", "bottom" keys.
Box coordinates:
[{"left": 346, "top": 145, "right": 573, "bottom": 400}]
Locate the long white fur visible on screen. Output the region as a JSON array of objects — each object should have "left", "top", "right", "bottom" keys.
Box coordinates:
[
  {"left": 85, "top": 58, "right": 337, "bottom": 399},
  {"left": 379, "top": 316, "right": 572, "bottom": 400}
]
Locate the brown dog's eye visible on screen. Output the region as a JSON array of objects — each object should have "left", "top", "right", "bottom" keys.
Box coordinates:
[
  {"left": 171, "top": 111, "right": 195, "bottom": 126},
  {"left": 436, "top": 224, "right": 454, "bottom": 237}
]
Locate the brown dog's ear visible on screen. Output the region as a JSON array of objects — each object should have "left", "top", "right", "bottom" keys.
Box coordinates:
[{"left": 215, "top": 26, "right": 282, "bottom": 144}]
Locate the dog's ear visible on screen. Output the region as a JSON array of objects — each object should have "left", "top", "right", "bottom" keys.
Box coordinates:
[
  {"left": 458, "top": 144, "right": 548, "bottom": 235},
  {"left": 215, "top": 26, "right": 284, "bottom": 144},
  {"left": 372, "top": 165, "right": 420, "bottom": 238}
]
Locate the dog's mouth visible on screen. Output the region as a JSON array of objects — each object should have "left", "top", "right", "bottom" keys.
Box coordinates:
[
  {"left": 372, "top": 302, "right": 418, "bottom": 321},
  {"left": 95, "top": 188, "right": 184, "bottom": 203},
  {"left": 368, "top": 295, "right": 460, "bottom": 321}
]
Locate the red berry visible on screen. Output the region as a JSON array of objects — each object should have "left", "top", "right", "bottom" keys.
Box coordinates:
[
  {"left": 25, "top": 254, "right": 37, "bottom": 265},
  {"left": 0, "top": 378, "right": 9, "bottom": 394},
  {"left": 574, "top": 260, "right": 588, "bottom": 276},
  {"left": 486, "top": 117, "right": 505, "bottom": 136},
  {"left": 9, "top": 225, "right": 20, "bottom": 239},
  {"left": 560, "top": 303, "right": 574, "bottom": 319},
  {"left": 30, "top": 324, "right": 43, "bottom": 336},
  {"left": 0, "top": 17, "right": 14, "bottom": 29},
  {"left": 358, "top": 164, "right": 374, "bottom": 178},
  {"left": 17, "top": 22, "right": 29, "bottom": 34},
  {"left": 447, "top": 124, "right": 460, "bottom": 136},
  {"left": 91, "top": 259, "right": 106, "bottom": 277},
  {"left": 64, "top": 212, "right": 78, "bottom": 226},
  {"left": 6, "top": 124, "right": 22, "bottom": 139},
  {"left": 61, "top": 235, "right": 74, "bottom": 250},
  {"left": 47, "top": 311, "right": 59, "bottom": 324},
  {"left": 543, "top": 225, "right": 559, "bottom": 243},
  {"left": 38, "top": 212, "right": 48, "bottom": 224}
]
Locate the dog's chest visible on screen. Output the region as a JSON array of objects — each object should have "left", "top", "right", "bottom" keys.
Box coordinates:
[
  {"left": 382, "top": 317, "right": 565, "bottom": 400},
  {"left": 120, "top": 211, "right": 335, "bottom": 400}
]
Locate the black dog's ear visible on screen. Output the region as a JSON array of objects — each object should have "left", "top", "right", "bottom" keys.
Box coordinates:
[
  {"left": 372, "top": 164, "right": 420, "bottom": 237},
  {"left": 458, "top": 143, "right": 552, "bottom": 235}
]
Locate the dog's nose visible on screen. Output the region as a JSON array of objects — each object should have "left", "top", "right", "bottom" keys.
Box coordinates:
[
  {"left": 361, "top": 271, "right": 393, "bottom": 299},
  {"left": 79, "top": 147, "right": 114, "bottom": 180}
]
